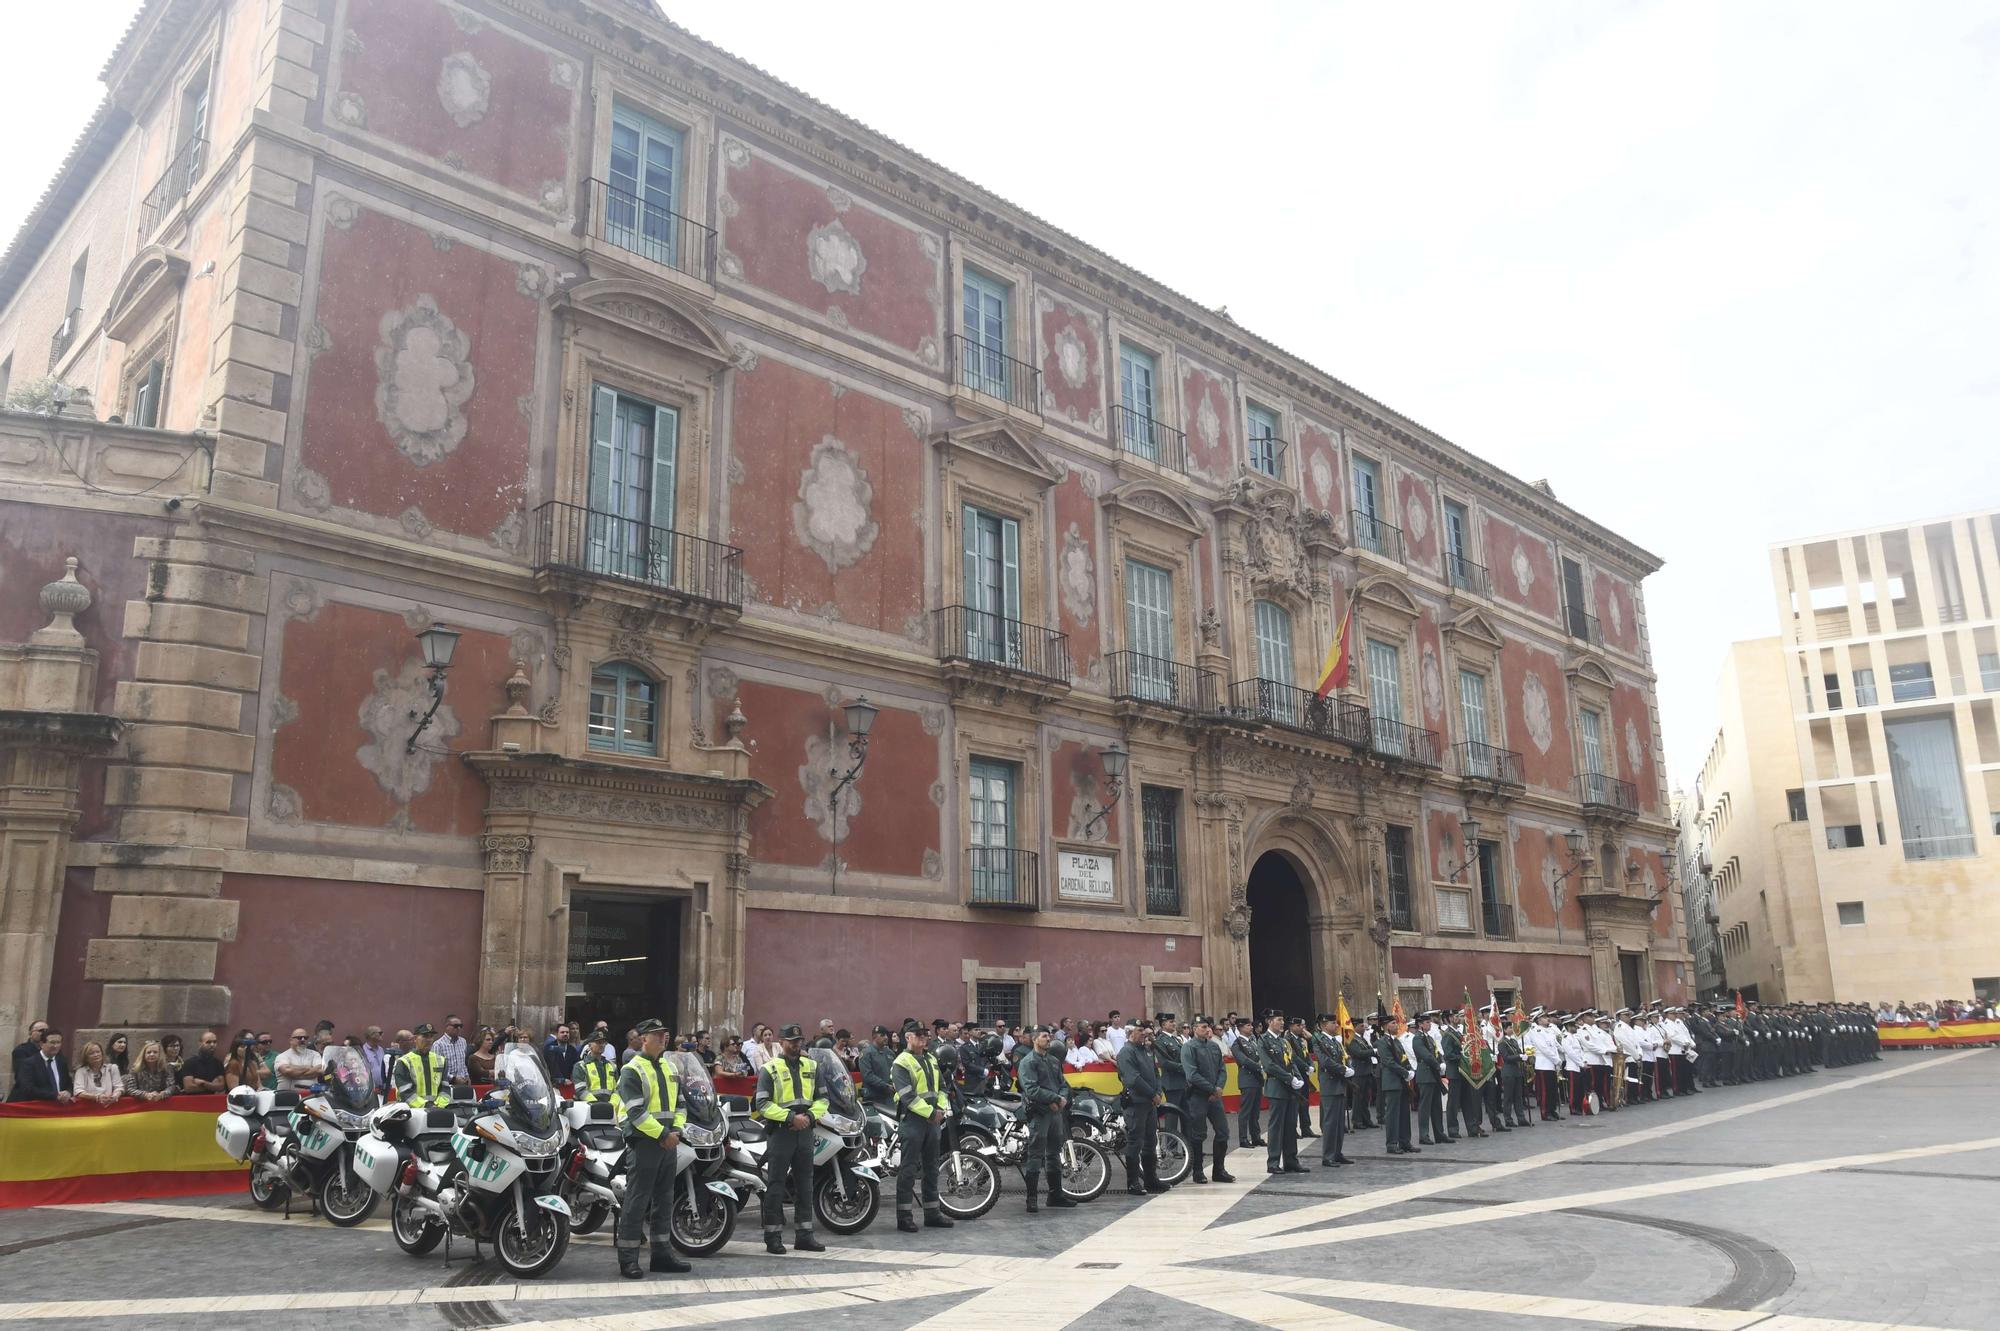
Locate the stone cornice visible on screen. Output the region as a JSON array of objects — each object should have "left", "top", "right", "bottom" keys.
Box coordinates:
[
  {"left": 0, "top": 709, "right": 122, "bottom": 751},
  {"left": 464, "top": 750, "right": 771, "bottom": 831}
]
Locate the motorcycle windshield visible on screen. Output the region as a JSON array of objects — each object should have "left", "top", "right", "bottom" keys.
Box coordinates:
[
  {"left": 668, "top": 1052, "right": 720, "bottom": 1128},
  {"left": 810, "top": 1048, "right": 860, "bottom": 1120},
  {"left": 321, "top": 1046, "right": 375, "bottom": 1114},
  {"left": 497, "top": 1043, "right": 557, "bottom": 1135}
]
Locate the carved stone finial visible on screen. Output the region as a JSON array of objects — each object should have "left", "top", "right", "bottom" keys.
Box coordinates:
[
  {"left": 503, "top": 661, "right": 532, "bottom": 715},
  {"left": 34, "top": 556, "right": 91, "bottom": 644},
  {"left": 1198, "top": 606, "right": 1221, "bottom": 648},
  {"left": 724, "top": 693, "right": 748, "bottom": 743},
  {"left": 57, "top": 386, "right": 95, "bottom": 420}
]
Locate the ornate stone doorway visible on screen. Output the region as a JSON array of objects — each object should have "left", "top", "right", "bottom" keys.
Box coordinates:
[{"left": 1248, "top": 851, "right": 1314, "bottom": 1021}]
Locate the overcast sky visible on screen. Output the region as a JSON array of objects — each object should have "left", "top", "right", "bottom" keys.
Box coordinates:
[{"left": 5, "top": 1, "right": 1995, "bottom": 785}]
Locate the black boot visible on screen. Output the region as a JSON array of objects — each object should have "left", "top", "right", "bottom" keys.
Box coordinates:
[
  {"left": 1189, "top": 1151, "right": 1208, "bottom": 1184},
  {"left": 793, "top": 1229, "right": 826, "bottom": 1252},
  {"left": 764, "top": 1233, "right": 786, "bottom": 1255},
  {"left": 619, "top": 1248, "right": 645, "bottom": 1279},
  {"left": 924, "top": 1208, "right": 954, "bottom": 1229},
  {"left": 1047, "top": 1176, "right": 1077, "bottom": 1208},
  {"left": 1025, "top": 1175, "right": 1040, "bottom": 1213},
  {"left": 897, "top": 1211, "right": 919, "bottom": 1233},
  {"left": 1211, "top": 1141, "right": 1235, "bottom": 1183},
  {"left": 1125, "top": 1164, "right": 1145, "bottom": 1196},
  {"left": 651, "top": 1246, "right": 690, "bottom": 1274},
  {"left": 1141, "top": 1153, "right": 1171, "bottom": 1193}
]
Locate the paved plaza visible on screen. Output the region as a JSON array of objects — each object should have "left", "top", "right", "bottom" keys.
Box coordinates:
[{"left": 0, "top": 1049, "right": 1993, "bottom": 1331}]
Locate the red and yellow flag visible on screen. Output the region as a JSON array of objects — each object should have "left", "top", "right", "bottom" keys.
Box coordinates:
[
  {"left": 1460, "top": 989, "right": 1494, "bottom": 1087},
  {"left": 1511, "top": 993, "right": 1530, "bottom": 1038},
  {"left": 1390, "top": 992, "right": 1408, "bottom": 1036},
  {"left": 1336, "top": 993, "right": 1354, "bottom": 1039},
  {"left": 1315, "top": 602, "right": 1356, "bottom": 697},
  {"left": 1735, "top": 990, "right": 1747, "bottom": 1022}
]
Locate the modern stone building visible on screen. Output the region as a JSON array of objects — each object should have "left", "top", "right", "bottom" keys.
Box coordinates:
[{"left": 0, "top": 0, "right": 1683, "bottom": 1074}]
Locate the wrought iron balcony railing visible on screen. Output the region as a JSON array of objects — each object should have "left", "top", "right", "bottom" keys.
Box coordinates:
[
  {"left": 139, "top": 136, "right": 206, "bottom": 237},
  {"left": 1107, "top": 651, "right": 1219, "bottom": 712},
  {"left": 1351, "top": 509, "right": 1404, "bottom": 563},
  {"left": 1369, "top": 715, "right": 1443, "bottom": 767},
  {"left": 1447, "top": 553, "right": 1490, "bottom": 597},
  {"left": 1481, "top": 895, "right": 1512, "bottom": 939},
  {"left": 531, "top": 501, "right": 744, "bottom": 609},
  {"left": 949, "top": 333, "right": 1040, "bottom": 414},
  {"left": 934, "top": 605, "right": 1070, "bottom": 683},
  {"left": 1113, "top": 405, "right": 1188, "bottom": 473},
  {"left": 1563, "top": 602, "right": 1604, "bottom": 646},
  {"left": 1145, "top": 863, "right": 1184, "bottom": 917},
  {"left": 967, "top": 846, "right": 1039, "bottom": 909},
  {"left": 583, "top": 177, "right": 715, "bottom": 281},
  {"left": 1226, "top": 678, "right": 1371, "bottom": 745},
  {"left": 1575, "top": 770, "right": 1639, "bottom": 815},
  {"left": 1454, "top": 740, "right": 1525, "bottom": 786},
  {"left": 47, "top": 307, "right": 82, "bottom": 371},
  {"left": 1246, "top": 433, "right": 1287, "bottom": 480}
]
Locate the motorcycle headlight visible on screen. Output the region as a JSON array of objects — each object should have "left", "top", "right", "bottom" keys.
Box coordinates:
[
  {"left": 681, "top": 1123, "right": 723, "bottom": 1148},
  {"left": 511, "top": 1130, "right": 559, "bottom": 1158},
  {"left": 820, "top": 1113, "right": 860, "bottom": 1136}
]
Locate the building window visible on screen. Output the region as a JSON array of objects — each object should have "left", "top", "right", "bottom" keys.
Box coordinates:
[
  {"left": 1579, "top": 708, "right": 1605, "bottom": 775},
  {"left": 588, "top": 662, "right": 659, "bottom": 755},
  {"left": 1823, "top": 673, "right": 1843, "bottom": 711},
  {"left": 131, "top": 357, "right": 165, "bottom": 428},
  {"left": 1367, "top": 638, "right": 1404, "bottom": 752},
  {"left": 975, "top": 980, "right": 1024, "bottom": 1029},
  {"left": 1884, "top": 714, "right": 1975, "bottom": 860},
  {"left": 1561, "top": 556, "right": 1591, "bottom": 639},
  {"left": 1444, "top": 500, "right": 1475, "bottom": 589},
  {"left": 1476, "top": 839, "right": 1507, "bottom": 937},
  {"left": 1458, "top": 669, "right": 1489, "bottom": 752},
  {"left": 1836, "top": 901, "right": 1866, "bottom": 927},
  {"left": 605, "top": 102, "right": 686, "bottom": 267},
  {"left": 1980, "top": 653, "right": 2000, "bottom": 692},
  {"left": 1854, "top": 667, "right": 1878, "bottom": 706},
  {"left": 1141, "top": 786, "right": 1183, "bottom": 916},
  {"left": 1351, "top": 455, "right": 1383, "bottom": 553},
  {"left": 1785, "top": 788, "right": 1808, "bottom": 821},
  {"left": 960, "top": 267, "right": 1011, "bottom": 398},
  {"left": 1118, "top": 341, "right": 1159, "bottom": 458},
  {"left": 588, "top": 386, "right": 680, "bottom": 582},
  {"left": 1888, "top": 661, "right": 1935, "bottom": 702},
  {"left": 1, "top": 354, "right": 14, "bottom": 404},
  {"left": 1825, "top": 823, "right": 1865, "bottom": 850},
  {"left": 968, "top": 758, "right": 1020, "bottom": 904},
  {"left": 961, "top": 505, "right": 1022, "bottom": 665},
  {"left": 1246, "top": 402, "right": 1280, "bottom": 477},
  {"left": 1385, "top": 824, "right": 1413, "bottom": 930},
  {"left": 1124, "top": 558, "right": 1175, "bottom": 700},
  {"left": 1253, "top": 600, "right": 1293, "bottom": 685}
]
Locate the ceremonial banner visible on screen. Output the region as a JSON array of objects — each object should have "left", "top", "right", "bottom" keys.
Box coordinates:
[
  {"left": 0, "top": 1095, "right": 244, "bottom": 1208},
  {"left": 1459, "top": 989, "right": 1494, "bottom": 1087},
  {"left": 1336, "top": 994, "right": 1355, "bottom": 1038},
  {"left": 1877, "top": 1019, "right": 2000, "bottom": 1048}
]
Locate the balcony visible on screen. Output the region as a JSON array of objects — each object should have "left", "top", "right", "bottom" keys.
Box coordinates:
[
  {"left": 1107, "top": 651, "right": 1219, "bottom": 712},
  {"left": 582, "top": 178, "right": 715, "bottom": 282},
  {"left": 1446, "top": 553, "right": 1490, "bottom": 598},
  {"left": 949, "top": 334, "right": 1040, "bottom": 416},
  {"left": 1563, "top": 602, "right": 1604, "bottom": 647},
  {"left": 1369, "top": 715, "right": 1442, "bottom": 767},
  {"left": 967, "top": 846, "right": 1039, "bottom": 909},
  {"left": 1113, "top": 405, "right": 1188, "bottom": 473},
  {"left": 934, "top": 605, "right": 1070, "bottom": 684},
  {"left": 1576, "top": 771, "right": 1639, "bottom": 816},
  {"left": 531, "top": 501, "right": 744, "bottom": 610},
  {"left": 1226, "top": 678, "right": 1371, "bottom": 746},
  {"left": 1481, "top": 894, "right": 1512, "bottom": 939},
  {"left": 1246, "top": 432, "right": 1287, "bottom": 480},
  {"left": 1351, "top": 509, "right": 1404, "bottom": 563},
  {"left": 47, "top": 307, "right": 82, "bottom": 371},
  {"left": 139, "top": 136, "right": 206, "bottom": 237},
  {"left": 1454, "top": 740, "right": 1524, "bottom": 787}
]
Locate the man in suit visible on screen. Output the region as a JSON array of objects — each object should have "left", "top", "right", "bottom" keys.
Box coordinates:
[
  {"left": 1232, "top": 1017, "right": 1265, "bottom": 1148},
  {"left": 17, "top": 1030, "right": 74, "bottom": 1103},
  {"left": 1375, "top": 1018, "right": 1414, "bottom": 1154},
  {"left": 1257, "top": 1011, "right": 1306, "bottom": 1175},
  {"left": 9, "top": 1021, "right": 49, "bottom": 1101},
  {"left": 1412, "top": 1013, "right": 1445, "bottom": 1146}
]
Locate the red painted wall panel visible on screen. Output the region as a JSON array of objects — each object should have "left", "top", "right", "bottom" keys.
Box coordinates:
[
  {"left": 1050, "top": 739, "right": 1119, "bottom": 846},
  {"left": 271, "top": 602, "right": 515, "bottom": 835},
  {"left": 1415, "top": 612, "right": 1448, "bottom": 740},
  {"left": 742, "top": 907, "right": 1200, "bottom": 1031},
  {"left": 1498, "top": 638, "right": 1574, "bottom": 794},
  {"left": 1512, "top": 825, "right": 1586, "bottom": 934},
  {"left": 1179, "top": 364, "right": 1234, "bottom": 481},
  {"left": 1394, "top": 466, "right": 1439, "bottom": 575},
  {"left": 1610, "top": 681, "right": 1659, "bottom": 813},
  {"left": 1036, "top": 295, "right": 1105, "bottom": 432},
  {"left": 1298, "top": 419, "right": 1343, "bottom": 518},
  {"left": 298, "top": 206, "right": 534, "bottom": 539},
  {"left": 1484, "top": 515, "right": 1559, "bottom": 621},
  {"left": 1592, "top": 569, "right": 1640, "bottom": 656},
  {"left": 338, "top": 0, "right": 573, "bottom": 202},
  {"left": 1052, "top": 471, "right": 1100, "bottom": 673},
  {"left": 214, "top": 873, "right": 484, "bottom": 1037},
  {"left": 1394, "top": 945, "right": 1593, "bottom": 1012},
  {"left": 737, "top": 681, "right": 938, "bottom": 877},
  {"left": 1652, "top": 958, "right": 1689, "bottom": 1004},
  {"left": 728, "top": 358, "right": 925, "bottom": 636}
]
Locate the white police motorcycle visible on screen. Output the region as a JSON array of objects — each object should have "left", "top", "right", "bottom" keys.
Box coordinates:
[
  {"left": 355, "top": 1043, "right": 572, "bottom": 1278},
  {"left": 725, "top": 1048, "right": 881, "bottom": 1234},
  {"left": 214, "top": 1044, "right": 378, "bottom": 1225}
]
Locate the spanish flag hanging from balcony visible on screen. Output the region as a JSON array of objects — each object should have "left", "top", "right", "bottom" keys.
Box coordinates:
[{"left": 1315, "top": 602, "right": 1356, "bottom": 697}]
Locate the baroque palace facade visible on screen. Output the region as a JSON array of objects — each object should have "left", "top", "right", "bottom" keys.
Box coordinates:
[{"left": 0, "top": 0, "right": 1683, "bottom": 1057}]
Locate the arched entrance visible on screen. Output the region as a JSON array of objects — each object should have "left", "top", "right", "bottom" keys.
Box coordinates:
[{"left": 1248, "top": 851, "right": 1315, "bottom": 1021}]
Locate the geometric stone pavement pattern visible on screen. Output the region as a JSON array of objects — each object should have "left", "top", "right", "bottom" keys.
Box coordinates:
[{"left": 0, "top": 1050, "right": 1992, "bottom": 1330}]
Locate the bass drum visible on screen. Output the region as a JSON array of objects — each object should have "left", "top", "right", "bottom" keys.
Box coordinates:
[
  {"left": 1057, "top": 1137, "right": 1110, "bottom": 1201},
  {"left": 1153, "top": 1128, "right": 1191, "bottom": 1185},
  {"left": 936, "top": 1150, "right": 998, "bottom": 1221},
  {"left": 813, "top": 1168, "right": 880, "bottom": 1235},
  {"left": 669, "top": 1186, "right": 736, "bottom": 1257}
]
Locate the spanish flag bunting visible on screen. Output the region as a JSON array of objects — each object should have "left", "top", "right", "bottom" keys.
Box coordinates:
[{"left": 1315, "top": 601, "right": 1356, "bottom": 697}]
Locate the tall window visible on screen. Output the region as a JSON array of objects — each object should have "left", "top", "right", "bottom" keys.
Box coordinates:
[
  {"left": 1385, "top": 824, "right": 1413, "bottom": 930},
  {"left": 131, "top": 358, "right": 165, "bottom": 429},
  {"left": 962, "top": 505, "right": 1022, "bottom": 665},
  {"left": 1141, "top": 786, "right": 1183, "bottom": 915},
  {"left": 588, "top": 386, "right": 680, "bottom": 583},
  {"left": 1579, "top": 708, "right": 1605, "bottom": 774},
  {"left": 1854, "top": 667, "right": 1879, "bottom": 706},
  {"left": 1253, "top": 601, "right": 1293, "bottom": 685},
  {"left": 1352, "top": 456, "right": 1382, "bottom": 553},
  {"left": 1246, "top": 403, "right": 1280, "bottom": 478},
  {"left": 606, "top": 103, "right": 684, "bottom": 266},
  {"left": 961, "top": 268, "right": 1010, "bottom": 397},
  {"left": 1884, "top": 714, "right": 1975, "bottom": 860},
  {"left": 65, "top": 252, "right": 87, "bottom": 318},
  {"left": 1476, "top": 840, "right": 1505, "bottom": 937},
  {"left": 1981, "top": 653, "right": 2000, "bottom": 692},
  {"left": 1561, "top": 556, "right": 1589, "bottom": 638},
  {"left": 177, "top": 70, "right": 210, "bottom": 184},
  {"left": 968, "top": 759, "right": 1019, "bottom": 904},
  {"left": 1458, "top": 669, "right": 1490, "bottom": 773},
  {"left": 1367, "top": 639, "right": 1403, "bottom": 753},
  {"left": 1823, "top": 673, "right": 1843, "bottom": 711},
  {"left": 588, "top": 662, "right": 658, "bottom": 754},
  {"left": 1444, "top": 500, "right": 1473, "bottom": 588},
  {"left": 1118, "top": 342, "right": 1158, "bottom": 458},
  {"left": 1125, "top": 559, "right": 1175, "bottom": 700},
  {"left": 1786, "top": 789, "right": 1808, "bottom": 821}
]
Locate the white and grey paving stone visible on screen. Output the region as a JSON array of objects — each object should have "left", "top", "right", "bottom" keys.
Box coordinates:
[{"left": 0, "top": 1049, "right": 1991, "bottom": 1330}]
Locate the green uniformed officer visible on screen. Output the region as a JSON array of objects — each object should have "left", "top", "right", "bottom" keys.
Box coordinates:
[
  {"left": 1287, "top": 1017, "right": 1316, "bottom": 1140},
  {"left": 1179, "top": 1016, "right": 1235, "bottom": 1184},
  {"left": 613, "top": 1019, "right": 691, "bottom": 1279},
  {"left": 1153, "top": 1012, "right": 1188, "bottom": 1133},
  {"left": 1115, "top": 1021, "right": 1169, "bottom": 1194},
  {"left": 1312, "top": 1014, "right": 1354, "bottom": 1165},
  {"left": 1257, "top": 1010, "right": 1305, "bottom": 1175},
  {"left": 392, "top": 1022, "right": 450, "bottom": 1107},
  {"left": 858, "top": 1025, "right": 896, "bottom": 1113},
  {"left": 751, "top": 1023, "right": 827, "bottom": 1255},
  {"left": 1017, "top": 1026, "right": 1079, "bottom": 1211},
  {"left": 891, "top": 1021, "right": 954, "bottom": 1232},
  {"left": 572, "top": 1028, "right": 623, "bottom": 1119},
  {"left": 1232, "top": 1017, "right": 1266, "bottom": 1148}
]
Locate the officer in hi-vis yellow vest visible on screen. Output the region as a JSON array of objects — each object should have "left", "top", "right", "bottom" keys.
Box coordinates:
[
  {"left": 614, "top": 1019, "right": 690, "bottom": 1279},
  {"left": 392, "top": 1023, "right": 449, "bottom": 1108},
  {"left": 751, "top": 1023, "right": 827, "bottom": 1255},
  {"left": 571, "top": 1029, "right": 622, "bottom": 1119},
  {"left": 891, "top": 1020, "right": 954, "bottom": 1232}
]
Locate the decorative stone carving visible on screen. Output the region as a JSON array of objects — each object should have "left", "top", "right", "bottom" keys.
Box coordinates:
[
  {"left": 722, "top": 138, "right": 751, "bottom": 168},
  {"left": 437, "top": 52, "right": 492, "bottom": 126},
  {"left": 1288, "top": 772, "right": 1313, "bottom": 809},
  {"left": 334, "top": 91, "right": 366, "bottom": 127},
  {"left": 271, "top": 695, "right": 300, "bottom": 728},
  {"left": 1309, "top": 453, "right": 1334, "bottom": 513},
  {"left": 490, "top": 782, "right": 730, "bottom": 829},
  {"left": 481, "top": 833, "right": 534, "bottom": 873},
  {"left": 929, "top": 781, "right": 946, "bottom": 807},
  {"left": 293, "top": 466, "right": 332, "bottom": 513},
  {"left": 1224, "top": 903, "right": 1251, "bottom": 941},
  {"left": 539, "top": 180, "right": 568, "bottom": 213},
  {"left": 37, "top": 558, "right": 90, "bottom": 638},
  {"left": 1420, "top": 642, "right": 1444, "bottom": 724},
  {"left": 1511, "top": 545, "right": 1535, "bottom": 596},
  {"left": 607, "top": 631, "right": 657, "bottom": 664},
  {"left": 374, "top": 296, "right": 474, "bottom": 466},
  {"left": 919, "top": 705, "right": 947, "bottom": 736},
  {"left": 1240, "top": 493, "right": 1313, "bottom": 599},
  {"left": 399, "top": 507, "right": 434, "bottom": 541},
  {"left": 1522, "top": 671, "right": 1554, "bottom": 754},
  {"left": 806, "top": 220, "right": 865, "bottom": 295},
  {"left": 792, "top": 436, "right": 878, "bottom": 573},
  {"left": 1403, "top": 490, "right": 1430, "bottom": 543},
  {"left": 503, "top": 662, "right": 532, "bottom": 714},
  {"left": 280, "top": 578, "right": 322, "bottom": 621},
  {"left": 799, "top": 732, "right": 860, "bottom": 843},
  {"left": 357, "top": 659, "right": 458, "bottom": 803},
  {"left": 1054, "top": 327, "right": 1089, "bottom": 388},
  {"left": 267, "top": 784, "right": 303, "bottom": 825},
  {"left": 488, "top": 508, "right": 524, "bottom": 553},
  {"left": 922, "top": 849, "right": 942, "bottom": 880},
  {"left": 706, "top": 666, "right": 740, "bottom": 700},
  {"left": 1199, "top": 607, "right": 1221, "bottom": 649},
  {"left": 1058, "top": 523, "right": 1095, "bottom": 629},
  {"left": 1624, "top": 717, "right": 1645, "bottom": 780},
  {"left": 327, "top": 195, "right": 359, "bottom": 230}
]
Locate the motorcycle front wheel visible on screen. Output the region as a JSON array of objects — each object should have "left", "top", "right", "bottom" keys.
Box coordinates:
[
  {"left": 813, "top": 1169, "right": 879, "bottom": 1234},
  {"left": 390, "top": 1194, "right": 444, "bottom": 1256},
  {"left": 936, "top": 1150, "right": 998, "bottom": 1220},
  {"left": 1059, "top": 1138, "right": 1111, "bottom": 1201},
  {"left": 248, "top": 1166, "right": 290, "bottom": 1211},
  {"left": 495, "top": 1206, "right": 569, "bottom": 1279},
  {"left": 319, "top": 1168, "right": 378, "bottom": 1227},
  {"left": 669, "top": 1186, "right": 736, "bottom": 1256},
  {"left": 1154, "top": 1129, "right": 1191, "bottom": 1185}
]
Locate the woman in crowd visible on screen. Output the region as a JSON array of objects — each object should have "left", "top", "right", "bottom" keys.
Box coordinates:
[
  {"left": 105, "top": 1032, "right": 130, "bottom": 1075},
  {"left": 128, "top": 1040, "right": 175, "bottom": 1102},
  {"left": 714, "top": 1031, "right": 748, "bottom": 1075},
  {"left": 468, "top": 1027, "right": 498, "bottom": 1083},
  {"left": 73, "top": 1040, "right": 124, "bottom": 1106},
  {"left": 224, "top": 1035, "right": 267, "bottom": 1092},
  {"left": 161, "top": 1033, "right": 185, "bottom": 1085}
]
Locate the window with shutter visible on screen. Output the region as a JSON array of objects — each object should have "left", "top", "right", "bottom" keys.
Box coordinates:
[
  {"left": 1125, "top": 560, "right": 1175, "bottom": 700},
  {"left": 587, "top": 385, "right": 680, "bottom": 586},
  {"left": 1368, "top": 639, "right": 1403, "bottom": 753}
]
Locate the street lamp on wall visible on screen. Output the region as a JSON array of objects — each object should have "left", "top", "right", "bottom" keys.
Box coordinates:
[
  {"left": 405, "top": 622, "right": 461, "bottom": 753},
  {"left": 1443, "top": 814, "right": 1483, "bottom": 883},
  {"left": 1080, "top": 742, "right": 1128, "bottom": 840},
  {"left": 826, "top": 696, "right": 879, "bottom": 898}
]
